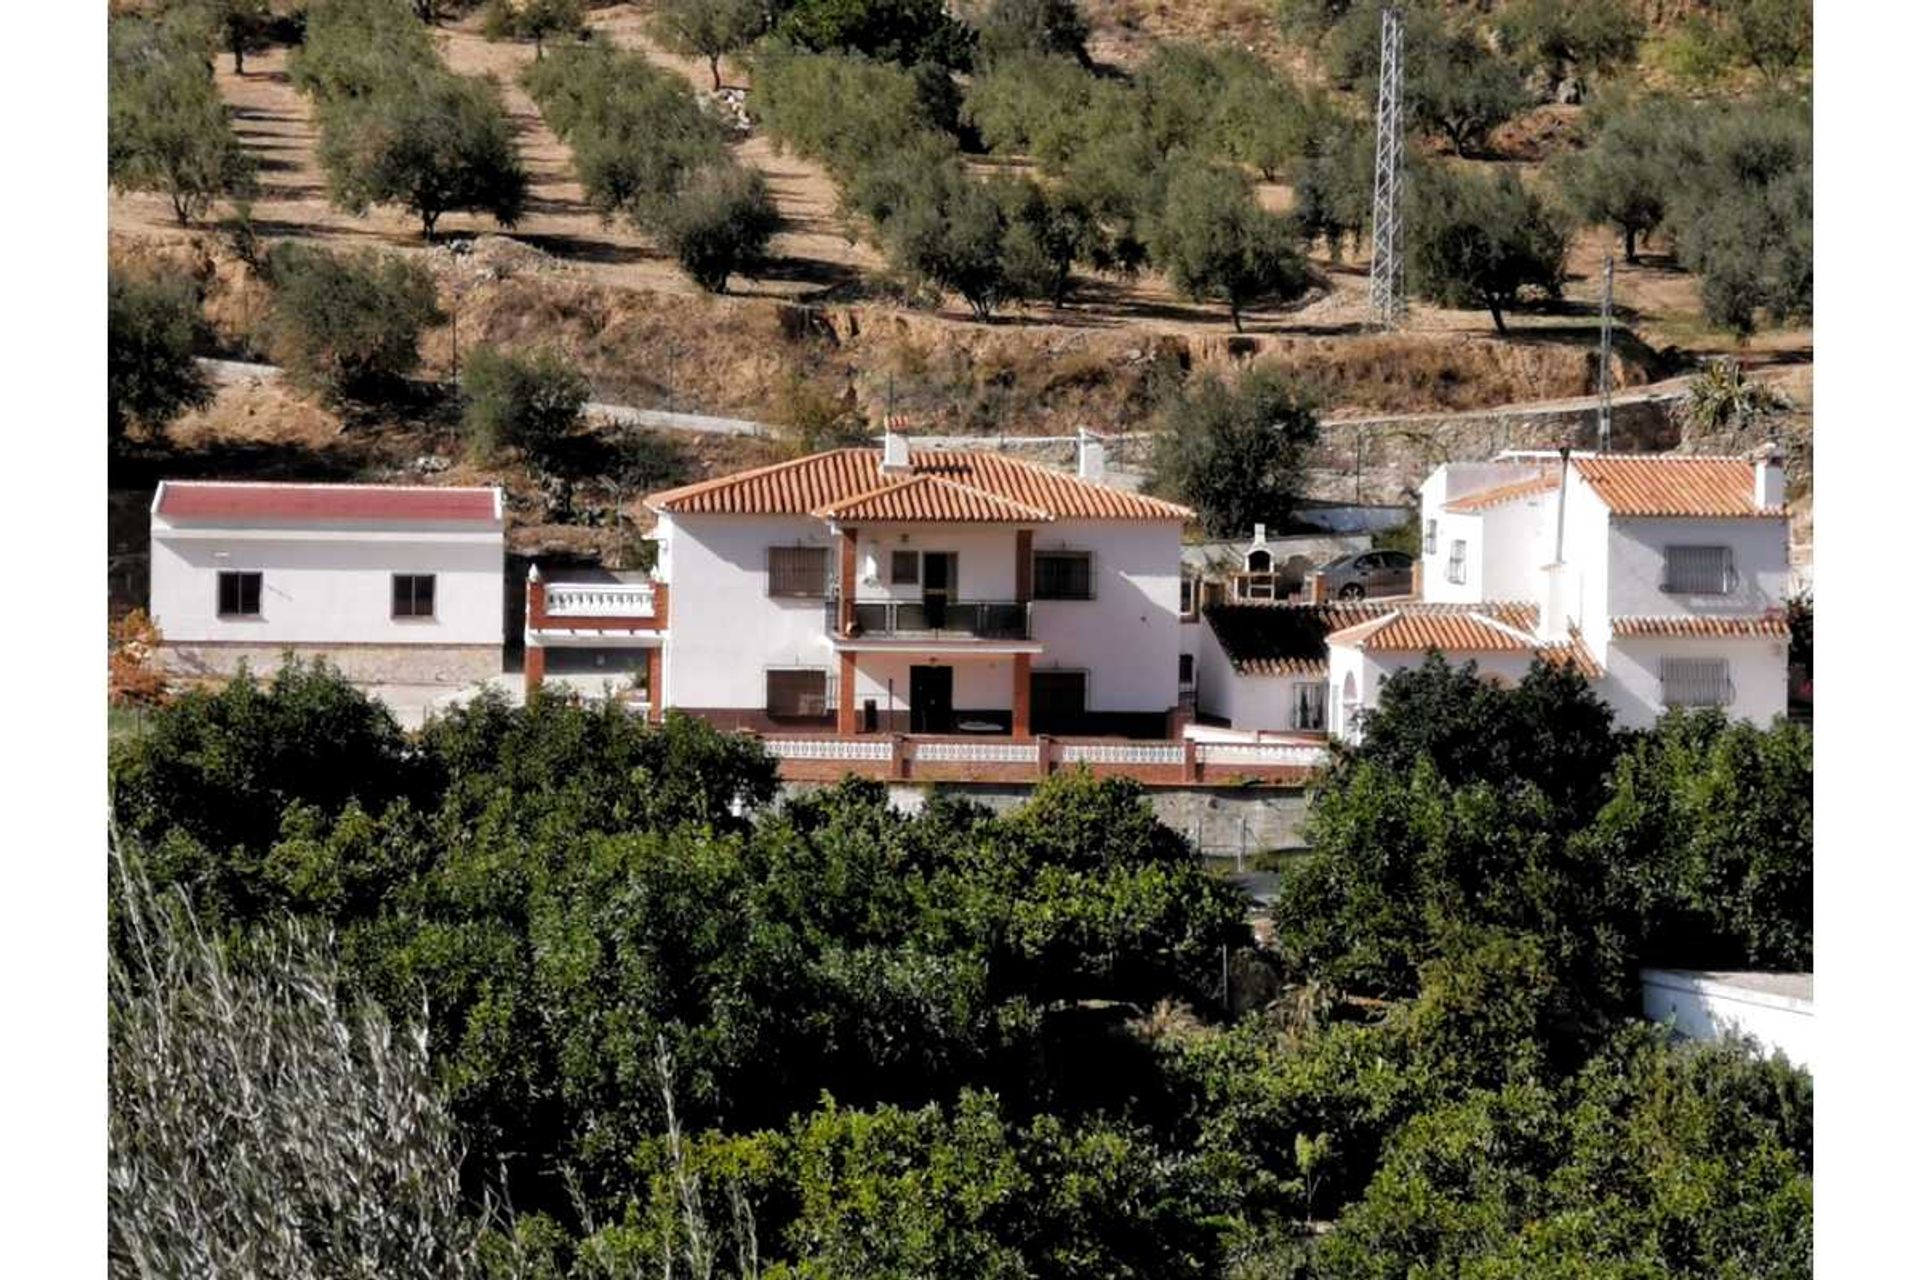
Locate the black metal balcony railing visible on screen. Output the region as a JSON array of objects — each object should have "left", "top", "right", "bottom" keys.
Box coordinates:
[{"left": 834, "top": 598, "right": 1032, "bottom": 641}]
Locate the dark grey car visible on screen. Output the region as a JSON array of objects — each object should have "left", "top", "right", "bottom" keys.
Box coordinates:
[{"left": 1318, "top": 550, "right": 1414, "bottom": 600}]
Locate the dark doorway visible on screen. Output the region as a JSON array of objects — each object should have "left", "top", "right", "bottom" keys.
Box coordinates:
[
  {"left": 922, "top": 552, "right": 956, "bottom": 630},
  {"left": 910, "top": 664, "right": 954, "bottom": 733},
  {"left": 1030, "top": 670, "right": 1087, "bottom": 735}
]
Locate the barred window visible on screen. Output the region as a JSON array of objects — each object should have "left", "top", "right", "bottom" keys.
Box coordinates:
[
  {"left": 392, "top": 573, "right": 436, "bottom": 619},
  {"left": 1423, "top": 518, "right": 1437, "bottom": 554},
  {"left": 1292, "top": 682, "right": 1328, "bottom": 731},
  {"left": 766, "top": 668, "right": 830, "bottom": 718},
  {"left": 1179, "top": 576, "right": 1196, "bottom": 616},
  {"left": 1663, "top": 545, "right": 1734, "bottom": 594},
  {"left": 767, "top": 546, "right": 830, "bottom": 597},
  {"left": 1445, "top": 540, "right": 1467, "bottom": 584},
  {"left": 1033, "top": 551, "right": 1093, "bottom": 600},
  {"left": 890, "top": 549, "right": 919, "bottom": 585},
  {"left": 217, "top": 571, "right": 262, "bottom": 618},
  {"left": 1178, "top": 653, "right": 1195, "bottom": 686},
  {"left": 1661, "top": 657, "right": 1732, "bottom": 708}
]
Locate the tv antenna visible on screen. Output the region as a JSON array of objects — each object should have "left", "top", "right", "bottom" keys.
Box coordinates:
[
  {"left": 1597, "top": 253, "right": 1615, "bottom": 452},
  {"left": 1368, "top": 5, "right": 1407, "bottom": 328}
]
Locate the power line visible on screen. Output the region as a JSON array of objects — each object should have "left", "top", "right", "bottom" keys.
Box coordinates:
[{"left": 1368, "top": 4, "right": 1407, "bottom": 328}]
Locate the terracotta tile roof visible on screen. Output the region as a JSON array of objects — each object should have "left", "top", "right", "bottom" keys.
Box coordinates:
[
  {"left": 154, "top": 481, "right": 501, "bottom": 524},
  {"left": 647, "top": 449, "right": 1192, "bottom": 522},
  {"left": 1323, "top": 601, "right": 1601, "bottom": 680},
  {"left": 1444, "top": 470, "right": 1559, "bottom": 513},
  {"left": 812, "top": 474, "right": 1055, "bottom": 523},
  {"left": 1572, "top": 455, "right": 1779, "bottom": 518},
  {"left": 1611, "top": 614, "right": 1789, "bottom": 638},
  {"left": 1202, "top": 601, "right": 1398, "bottom": 676}
]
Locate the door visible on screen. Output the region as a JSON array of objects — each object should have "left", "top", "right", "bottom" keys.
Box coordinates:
[
  {"left": 1030, "top": 670, "right": 1087, "bottom": 735},
  {"left": 922, "top": 553, "right": 956, "bottom": 630},
  {"left": 909, "top": 664, "right": 954, "bottom": 733}
]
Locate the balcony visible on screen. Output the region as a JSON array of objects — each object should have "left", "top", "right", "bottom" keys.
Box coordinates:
[
  {"left": 838, "top": 598, "right": 1032, "bottom": 642},
  {"left": 545, "top": 582, "right": 658, "bottom": 619}
]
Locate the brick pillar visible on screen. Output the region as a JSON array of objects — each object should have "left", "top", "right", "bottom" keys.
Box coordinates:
[
  {"left": 1011, "top": 653, "right": 1032, "bottom": 740},
  {"left": 1183, "top": 736, "right": 1199, "bottom": 783},
  {"left": 1015, "top": 528, "right": 1033, "bottom": 604},
  {"left": 837, "top": 651, "right": 857, "bottom": 735},
  {"left": 524, "top": 569, "right": 547, "bottom": 693},
  {"left": 838, "top": 527, "right": 859, "bottom": 635},
  {"left": 645, "top": 647, "right": 663, "bottom": 723},
  {"left": 524, "top": 644, "right": 546, "bottom": 691},
  {"left": 1035, "top": 734, "right": 1052, "bottom": 780},
  {"left": 1307, "top": 573, "right": 1326, "bottom": 605}
]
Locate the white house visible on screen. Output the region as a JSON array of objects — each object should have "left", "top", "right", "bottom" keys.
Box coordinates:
[
  {"left": 1641, "top": 969, "right": 1814, "bottom": 1072},
  {"left": 603, "top": 434, "right": 1193, "bottom": 738},
  {"left": 1195, "top": 448, "right": 1791, "bottom": 740},
  {"left": 149, "top": 481, "right": 506, "bottom": 684}
]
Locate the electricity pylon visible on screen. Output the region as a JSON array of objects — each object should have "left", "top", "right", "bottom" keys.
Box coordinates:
[
  {"left": 1597, "top": 253, "right": 1615, "bottom": 452},
  {"left": 1368, "top": 5, "right": 1407, "bottom": 328}
]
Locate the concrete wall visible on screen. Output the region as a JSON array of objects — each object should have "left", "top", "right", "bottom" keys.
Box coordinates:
[
  {"left": 1603, "top": 635, "right": 1788, "bottom": 730},
  {"left": 149, "top": 526, "right": 504, "bottom": 648},
  {"left": 1641, "top": 969, "right": 1814, "bottom": 1072}
]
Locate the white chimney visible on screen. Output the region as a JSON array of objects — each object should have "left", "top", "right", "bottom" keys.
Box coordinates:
[
  {"left": 1538, "top": 561, "right": 1570, "bottom": 642},
  {"left": 1754, "top": 443, "right": 1785, "bottom": 510},
  {"left": 1077, "top": 429, "right": 1106, "bottom": 483},
  {"left": 1251, "top": 522, "right": 1267, "bottom": 546},
  {"left": 881, "top": 430, "right": 910, "bottom": 474}
]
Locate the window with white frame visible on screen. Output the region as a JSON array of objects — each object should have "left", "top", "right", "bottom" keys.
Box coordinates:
[
  {"left": 1660, "top": 656, "right": 1732, "bottom": 707},
  {"left": 1445, "top": 539, "right": 1467, "bottom": 584},
  {"left": 766, "top": 668, "right": 831, "bottom": 718},
  {"left": 1292, "top": 681, "right": 1328, "bottom": 731},
  {"left": 1423, "top": 518, "right": 1437, "bottom": 554},
  {"left": 1033, "top": 550, "right": 1094, "bottom": 600},
  {"left": 1663, "top": 545, "right": 1734, "bottom": 594},
  {"left": 767, "top": 546, "right": 830, "bottom": 597},
  {"left": 1179, "top": 575, "right": 1196, "bottom": 617}
]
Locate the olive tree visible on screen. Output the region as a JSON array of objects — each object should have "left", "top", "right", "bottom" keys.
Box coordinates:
[
  {"left": 651, "top": 0, "right": 768, "bottom": 89},
  {"left": 263, "top": 244, "right": 443, "bottom": 401},
  {"left": 460, "top": 345, "right": 591, "bottom": 464},
  {"left": 109, "top": 268, "right": 215, "bottom": 442},
  {"left": 1407, "top": 168, "right": 1569, "bottom": 335},
  {"left": 1145, "top": 363, "right": 1321, "bottom": 536},
  {"left": 1148, "top": 161, "right": 1312, "bottom": 332},
  {"left": 653, "top": 163, "right": 781, "bottom": 294},
  {"left": 109, "top": 16, "right": 258, "bottom": 225}
]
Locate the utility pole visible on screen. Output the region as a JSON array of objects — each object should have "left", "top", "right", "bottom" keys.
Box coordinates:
[
  {"left": 1368, "top": 5, "right": 1407, "bottom": 328},
  {"left": 1596, "top": 252, "right": 1615, "bottom": 453}
]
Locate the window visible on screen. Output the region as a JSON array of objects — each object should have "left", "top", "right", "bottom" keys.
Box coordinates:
[
  {"left": 1445, "top": 540, "right": 1467, "bottom": 584},
  {"left": 1291, "top": 681, "right": 1328, "bottom": 731},
  {"left": 1033, "top": 551, "right": 1093, "bottom": 600},
  {"left": 1663, "top": 545, "right": 1734, "bottom": 595},
  {"left": 1423, "top": 519, "right": 1437, "bottom": 554},
  {"left": 1661, "top": 657, "right": 1732, "bottom": 708},
  {"left": 1179, "top": 575, "right": 1196, "bottom": 616},
  {"left": 890, "top": 549, "right": 919, "bottom": 585},
  {"left": 217, "top": 571, "right": 262, "bottom": 618},
  {"left": 768, "top": 546, "right": 830, "bottom": 597},
  {"left": 392, "top": 573, "right": 436, "bottom": 619},
  {"left": 766, "top": 668, "right": 830, "bottom": 719},
  {"left": 1178, "top": 653, "right": 1195, "bottom": 686}
]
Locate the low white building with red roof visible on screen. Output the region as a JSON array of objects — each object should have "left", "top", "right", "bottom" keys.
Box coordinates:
[{"left": 149, "top": 481, "right": 506, "bottom": 685}]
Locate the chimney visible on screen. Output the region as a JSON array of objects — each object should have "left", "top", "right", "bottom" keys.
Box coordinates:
[
  {"left": 880, "top": 429, "right": 910, "bottom": 475},
  {"left": 1077, "top": 429, "right": 1106, "bottom": 483},
  {"left": 1754, "top": 443, "right": 1785, "bottom": 510},
  {"left": 1537, "top": 447, "right": 1572, "bottom": 642},
  {"left": 1251, "top": 522, "right": 1267, "bottom": 546}
]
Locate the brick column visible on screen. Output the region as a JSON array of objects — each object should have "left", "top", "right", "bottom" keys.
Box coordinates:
[
  {"left": 1410, "top": 560, "right": 1423, "bottom": 601},
  {"left": 524, "top": 644, "right": 546, "bottom": 691},
  {"left": 524, "top": 569, "right": 546, "bottom": 693},
  {"left": 837, "top": 651, "right": 857, "bottom": 735},
  {"left": 1011, "top": 652, "right": 1032, "bottom": 740},
  {"left": 1014, "top": 528, "right": 1033, "bottom": 604},
  {"left": 645, "top": 646, "right": 663, "bottom": 723},
  {"left": 838, "top": 527, "right": 859, "bottom": 635},
  {"left": 1183, "top": 736, "right": 1199, "bottom": 783}
]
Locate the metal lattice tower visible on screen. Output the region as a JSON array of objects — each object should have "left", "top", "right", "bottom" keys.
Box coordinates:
[
  {"left": 1368, "top": 5, "right": 1407, "bottom": 328},
  {"left": 1597, "top": 253, "right": 1615, "bottom": 452}
]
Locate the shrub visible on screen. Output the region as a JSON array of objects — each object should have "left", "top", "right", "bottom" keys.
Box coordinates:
[
  {"left": 1146, "top": 363, "right": 1320, "bottom": 536},
  {"left": 652, "top": 163, "right": 780, "bottom": 294},
  {"left": 1407, "top": 167, "right": 1569, "bottom": 335},
  {"left": 109, "top": 268, "right": 214, "bottom": 440},
  {"left": 263, "top": 244, "right": 442, "bottom": 400},
  {"left": 290, "top": 0, "right": 439, "bottom": 104},
  {"left": 777, "top": 0, "right": 975, "bottom": 70},
  {"left": 459, "top": 345, "right": 591, "bottom": 464},
  {"left": 974, "top": 0, "right": 1091, "bottom": 68}
]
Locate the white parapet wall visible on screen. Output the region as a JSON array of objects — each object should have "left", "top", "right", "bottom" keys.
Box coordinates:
[{"left": 1640, "top": 968, "right": 1814, "bottom": 1072}]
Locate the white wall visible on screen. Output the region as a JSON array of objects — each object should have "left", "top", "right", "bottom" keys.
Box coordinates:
[
  {"left": 1029, "top": 521, "right": 1183, "bottom": 713},
  {"left": 149, "top": 527, "right": 503, "bottom": 646},
  {"left": 849, "top": 652, "right": 1017, "bottom": 722},
  {"left": 849, "top": 526, "right": 1019, "bottom": 602},
  {"left": 1332, "top": 645, "right": 1549, "bottom": 741},
  {"left": 1602, "top": 635, "right": 1788, "bottom": 730},
  {"left": 1604, "top": 515, "right": 1792, "bottom": 621},
  {"left": 1641, "top": 970, "right": 1814, "bottom": 1072}
]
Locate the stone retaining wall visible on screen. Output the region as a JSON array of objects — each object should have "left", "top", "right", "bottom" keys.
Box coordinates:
[{"left": 160, "top": 642, "right": 502, "bottom": 686}]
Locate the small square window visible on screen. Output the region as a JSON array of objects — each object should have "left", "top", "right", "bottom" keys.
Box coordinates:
[
  {"left": 393, "top": 574, "right": 436, "bottom": 619},
  {"left": 217, "top": 571, "right": 262, "bottom": 618},
  {"left": 768, "top": 546, "right": 830, "bottom": 597},
  {"left": 890, "top": 549, "right": 919, "bottom": 585},
  {"left": 1033, "top": 551, "right": 1093, "bottom": 600}
]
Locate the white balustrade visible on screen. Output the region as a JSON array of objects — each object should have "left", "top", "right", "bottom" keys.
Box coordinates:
[
  {"left": 913, "top": 741, "right": 1039, "bottom": 764},
  {"left": 544, "top": 583, "right": 657, "bottom": 618},
  {"left": 763, "top": 738, "right": 893, "bottom": 762},
  {"left": 1057, "top": 742, "right": 1184, "bottom": 766},
  {"left": 1195, "top": 742, "right": 1329, "bottom": 769}
]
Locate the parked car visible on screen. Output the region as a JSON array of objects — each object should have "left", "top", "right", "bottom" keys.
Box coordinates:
[{"left": 1317, "top": 549, "right": 1414, "bottom": 600}]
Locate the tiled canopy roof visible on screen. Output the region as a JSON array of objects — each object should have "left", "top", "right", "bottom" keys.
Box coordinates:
[
  {"left": 154, "top": 481, "right": 501, "bottom": 524},
  {"left": 647, "top": 449, "right": 1192, "bottom": 522},
  {"left": 1611, "top": 614, "right": 1790, "bottom": 638},
  {"left": 1444, "top": 470, "right": 1559, "bottom": 513},
  {"left": 1571, "top": 455, "right": 1780, "bottom": 518},
  {"left": 1203, "top": 601, "right": 1397, "bottom": 676},
  {"left": 1324, "top": 602, "right": 1600, "bottom": 678},
  {"left": 813, "top": 474, "right": 1056, "bottom": 524}
]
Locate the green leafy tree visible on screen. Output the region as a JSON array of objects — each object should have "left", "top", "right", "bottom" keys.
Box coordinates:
[
  {"left": 317, "top": 69, "right": 528, "bottom": 238},
  {"left": 1498, "top": 0, "right": 1643, "bottom": 91},
  {"left": 459, "top": 345, "right": 591, "bottom": 464},
  {"left": 779, "top": 0, "right": 975, "bottom": 69},
  {"left": 1146, "top": 363, "right": 1320, "bottom": 536},
  {"left": 1286, "top": 104, "right": 1374, "bottom": 260},
  {"left": 262, "top": 243, "right": 443, "bottom": 400},
  {"left": 291, "top": 0, "right": 440, "bottom": 103},
  {"left": 1715, "top": 0, "right": 1814, "bottom": 85},
  {"left": 1407, "top": 167, "right": 1569, "bottom": 335},
  {"left": 108, "top": 268, "right": 214, "bottom": 442},
  {"left": 653, "top": 163, "right": 781, "bottom": 294},
  {"left": 1407, "top": 24, "right": 1532, "bottom": 157},
  {"left": 191, "top": 0, "right": 273, "bottom": 74},
  {"left": 751, "top": 44, "right": 955, "bottom": 180},
  {"left": 651, "top": 0, "right": 768, "bottom": 89},
  {"left": 109, "top": 16, "right": 258, "bottom": 224},
  {"left": 481, "top": 0, "right": 583, "bottom": 58},
  {"left": 974, "top": 0, "right": 1091, "bottom": 68},
  {"left": 1148, "top": 161, "right": 1311, "bottom": 332},
  {"left": 1207, "top": 51, "right": 1311, "bottom": 181},
  {"left": 1555, "top": 94, "right": 1684, "bottom": 263}
]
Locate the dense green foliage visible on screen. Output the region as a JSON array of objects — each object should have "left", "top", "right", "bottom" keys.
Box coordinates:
[
  {"left": 778, "top": 0, "right": 975, "bottom": 70},
  {"left": 109, "top": 12, "right": 258, "bottom": 225},
  {"left": 262, "top": 243, "right": 444, "bottom": 400},
  {"left": 1407, "top": 167, "right": 1569, "bottom": 334},
  {"left": 460, "top": 344, "right": 591, "bottom": 464},
  {"left": 974, "top": 0, "right": 1091, "bottom": 69},
  {"left": 110, "top": 658, "right": 1811, "bottom": 1276},
  {"left": 480, "top": 0, "right": 584, "bottom": 58},
  {"left": 1149, "top": 161, "right": 1312, "bottom": 330},
  {"left": 1146, "top": 362, "right": 1321, "bottom": 536},
  {"left": 108, "top": 268, "right": 214, "bottom": 442},
  {"left": 650, "top": 0, "right": 768, "bottom": 89}
]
